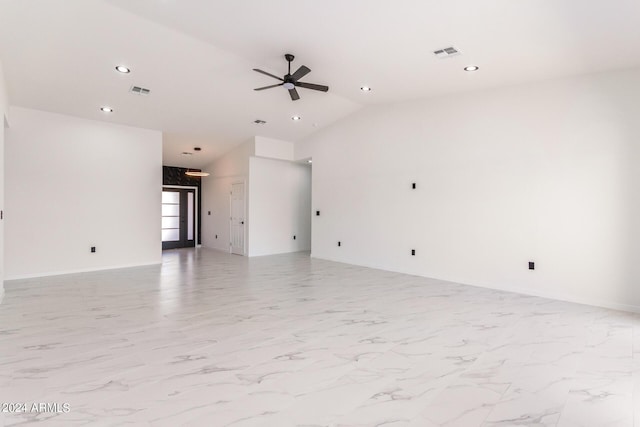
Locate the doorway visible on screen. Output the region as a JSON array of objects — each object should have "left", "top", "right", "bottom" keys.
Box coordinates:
[
  {"left": 230, "top": 182, "right": 245, "bottom": 255},
  {"left": 162, "top": 187, "right": 196, "bottom": 250}
]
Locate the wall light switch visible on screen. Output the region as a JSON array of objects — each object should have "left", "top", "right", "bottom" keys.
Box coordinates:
[
  {"left": 338, "top": 241, "right": 341, "bottom": 247},
  {"left": 91, "top": 246, "right": 96, "bottom": 253},
  {"left": 411, "top": 249, "right": 416, "bottom": 256},
  {"left": 316, "top": 210, "right": 320, "bottom": 216},
  {"left": 529, "top": 262, "right": 535, "bottom": 270}
]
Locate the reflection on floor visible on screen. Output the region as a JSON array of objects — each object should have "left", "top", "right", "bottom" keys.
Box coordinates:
[{"left": 1, "top": 248, "right": 638, "bottom": 426}]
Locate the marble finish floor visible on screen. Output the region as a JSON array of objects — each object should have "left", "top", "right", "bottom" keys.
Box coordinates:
[{"left": 1, "top": 249, "right": 639, "bottom": 426}]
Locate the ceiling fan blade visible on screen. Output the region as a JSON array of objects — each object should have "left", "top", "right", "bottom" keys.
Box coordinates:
[
  {"left": 295, "top": 81, "right": 329, "bottom": 92},
  {"left": 254, "top": 83, "right": 283, "bottom": 91},
  {"left": 290, "top": 65, "right": 311, "bottom": 81},
  {"left": 289, "top": 87, "right": 300, "bottom": 101},
  {"left": 253, "top": 68, "right": 283, "bottom": 81}
]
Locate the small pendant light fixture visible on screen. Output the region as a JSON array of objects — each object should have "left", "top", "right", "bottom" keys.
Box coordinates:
[
  {"left": 184, "top": 147, "right": 210, "bottom": 177},
  {"left": 185, "top": 170, "right": 210, "bottom": 177}
]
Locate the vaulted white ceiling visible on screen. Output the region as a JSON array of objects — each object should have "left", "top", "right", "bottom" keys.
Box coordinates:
[{"left": 1, "top": 0, "right": 639, "bottom": 167}]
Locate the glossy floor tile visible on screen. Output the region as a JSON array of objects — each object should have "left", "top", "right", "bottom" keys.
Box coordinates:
[{"left": 1, "top": 249, "right": 639, "bottom": 426}]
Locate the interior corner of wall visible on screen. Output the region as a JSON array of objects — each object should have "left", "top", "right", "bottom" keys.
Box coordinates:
[
  {"left": 254, "top": 136, "right": 295, "bottom": 161},
  {"left": 247, "top": 137, "right": 257, "bottom": 154},
  {"left": 0, "top": 61, "right": 9, "bottom": 121},
  {"left": 293, "top": 138, "right": 312, "bottom": 161}
]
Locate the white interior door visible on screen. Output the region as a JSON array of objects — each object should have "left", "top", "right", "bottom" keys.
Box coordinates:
[{"left": 230, "top": 182, "right": 245, "bottom": 255}]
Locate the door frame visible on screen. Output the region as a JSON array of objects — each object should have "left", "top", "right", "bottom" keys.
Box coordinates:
[
  {"left": 229, "top": 180, "right": 246, "bottom": 255},
  {"left": 163, "top": 185, "right": 199, "bottom": 247}
]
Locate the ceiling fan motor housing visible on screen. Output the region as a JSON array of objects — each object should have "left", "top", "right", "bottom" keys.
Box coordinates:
[{"left": 253, "top": 53, "right": 329, "bottom": 101}]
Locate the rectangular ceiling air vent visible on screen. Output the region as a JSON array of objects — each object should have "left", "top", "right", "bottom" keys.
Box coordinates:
[
  {"left": 129, "top": 86, "right": 151, "bottom": 96},
  {"left": 433, "top": 47, "right": 460, "bottom": 58}
]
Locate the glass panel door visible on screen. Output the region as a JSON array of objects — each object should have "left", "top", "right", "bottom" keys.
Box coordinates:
[
  {"left": 162, "top": 191, "right": 180, "bottom": 242},
  {"left": 162, "top": 188, "right": 196, "bottom": 250}
]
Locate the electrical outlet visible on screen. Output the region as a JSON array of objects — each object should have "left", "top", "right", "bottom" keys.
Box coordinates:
[
  {"left": 293, "top": 235, "right": 296, "bottom": 240},
  {"left": 91, "top": 246, "right": 96, "bottom": 253},
  {"left": 412, "top": 183, "right": 416, "bottom": 189},
  {"left": 411, "top": 249, "right": 416, "bottom": 256},
  {"left": 316, "top": 210, "right": 320, "bottom": 216},
  {"left": 208, "top": 211, "right": 211, "bottom": 215}
]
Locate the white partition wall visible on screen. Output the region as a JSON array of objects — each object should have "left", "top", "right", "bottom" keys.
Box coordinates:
[
  {"left": 201, "top": 139, "right": 254, "bottom": 253},
  {"left": 5, "top": 107, "right": 162, "bottom": 279},
  {"left": 201, "top": 137, "right": 311, "bottom": 257},
  {"left": 248, "top": 157, "right": 311, "bottom": 257}
]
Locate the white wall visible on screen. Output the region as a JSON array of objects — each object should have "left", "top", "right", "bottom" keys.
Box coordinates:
[
  {"left": 254, "top": 136, "right": 294, "bottom": 161},
  {"left": 201, "top": 137, "right": 312, "bottom": 257},
  {"left": 0, "top": 60, "right": 8, "bottom": 292},
  {"left": 201, "top": 139, "right": 254, "bottom": 253},
  {"left": 5, "top": 107, "right": 162, "bottom": 279},
  {"left": 297, "top": 68, "right": 640, "bottom": 312},
  {"left": 248, "top": 157, "right": 311, "bottom": 257}
]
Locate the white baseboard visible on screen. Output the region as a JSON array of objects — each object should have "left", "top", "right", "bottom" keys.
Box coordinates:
[
  {"left": 309, "top": 254, "right": 640, "bottom": 314},
  {"left": 202, "top": 246, "right": 233, "bottom": 254},
  {"left": 4, "top": 261, "right": 162, "bottom": 281},
  {"left": 468, "top": 280, "right": 640, "bottom": 314},
  {"left": 248, "top": 249, "right": 312, "bottom": 258}
]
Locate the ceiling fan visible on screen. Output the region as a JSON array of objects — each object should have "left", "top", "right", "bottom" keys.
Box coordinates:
[{"left": 253, "top": 54, "right": 329, "bottom": 101}]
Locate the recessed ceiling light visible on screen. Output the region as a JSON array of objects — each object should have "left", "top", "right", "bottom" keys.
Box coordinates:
[
  {"left": 464, "top": 65, "right": 479, "bottom": 72},
  {"left": 100, "top": 106, "right": 113, "bottom": 113},
  {"left": 360, "top": 86, "right": 371, "bottom": 92},
  {"left": 115, "top": 65, "right": 130, "bottom": 74},
  {"left": 291, "top": 116, "right": 301, "bottom": 121}
]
